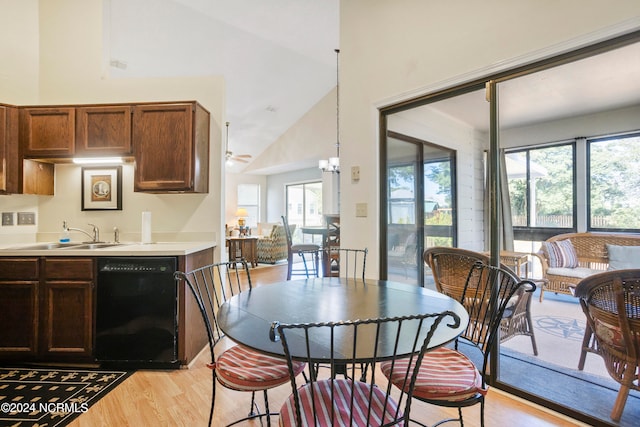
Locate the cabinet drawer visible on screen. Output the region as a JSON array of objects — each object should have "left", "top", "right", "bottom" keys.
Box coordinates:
[
  {"left": 44, "top": 258, "right": 94, "bottom": 280},
  {"left": 0, "top": 258, "right": 39, "bottom": 280}
]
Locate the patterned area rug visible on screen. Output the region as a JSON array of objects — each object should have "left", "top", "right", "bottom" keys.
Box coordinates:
[{"left": 0, "top": 367, "right": 132, "bottom": 426}]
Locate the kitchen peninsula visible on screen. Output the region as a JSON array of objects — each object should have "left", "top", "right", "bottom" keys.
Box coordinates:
[{"left": 0, "top": 241, "right": 215, "bottom": 368}]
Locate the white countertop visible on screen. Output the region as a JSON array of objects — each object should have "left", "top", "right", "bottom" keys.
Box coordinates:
[{"left": 0, "top": 241, "right": 216, "bottom": 257}]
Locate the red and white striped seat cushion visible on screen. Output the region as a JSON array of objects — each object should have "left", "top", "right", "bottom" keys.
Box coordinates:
[
  {"left": 380, "top": 347, "right": 486, "bottom": 401},
  {"left": 212, "top": 345, "right": 305, "bottom": 391},
  {"left": 279, "top": 379, "right": 404, "bottom": 427}
]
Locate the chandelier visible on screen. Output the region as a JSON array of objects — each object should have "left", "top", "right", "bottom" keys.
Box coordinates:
[{"left": 319, "top": 49, "right": 341, "bottom": 173}]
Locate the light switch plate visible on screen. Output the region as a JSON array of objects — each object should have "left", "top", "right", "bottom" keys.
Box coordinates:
[
  {"left": 17, "top": 212, "right": 36, "bottom": 225},
  {"left": 351, "top": 166, "right": 360, "bottom": 182},
  {"left": 355, "top": 203, "right": 367, "bottom": 217},
  {"left": 2, "top": 212, "right": 14, "bottom": 226}
]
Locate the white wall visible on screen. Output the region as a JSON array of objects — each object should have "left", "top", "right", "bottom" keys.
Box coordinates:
[
  {"left": 1, "top": 0, "right": 226, "bottom": 254},
  {"left": 500, "top": 104, "right": 640, "bottom": 148},
  {"left": 340, "top": 0, "right": 640, "bottom": 277},
  {"left": 0, "top": 0, "right": 40, "bottom": 243}
]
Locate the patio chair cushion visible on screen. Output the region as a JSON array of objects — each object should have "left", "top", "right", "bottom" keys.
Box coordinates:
[
  {"left": 279, "top": 379, "right": 403, "bottom": 426},
  {"left": 547, "top": 266, "right": 601, "bottom": 279},
  {"left": 543, "top": 239, "right": 579, "bottom": 268},
  {"left": 607, "top": 244, "right": 640, "bottom": 270},
  {"left": 213, "top": 345, "right": 304, "bottom": 391},
  {"left": 380, "top": 347, "right": 485, "bottom": 402}
]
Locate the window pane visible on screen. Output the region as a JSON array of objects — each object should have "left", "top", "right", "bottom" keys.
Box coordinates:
[
  {"left": 589, "top": 134, "right": 640, "bottom": 230},
  {"left": 506, "top": 152, "right": 528, "bottom": 226},
  {"left": 507, "top": 144, "right": 574, "bottom": 228},
  {"left": 237, "top": 183, "right": 259, "bottom": 227},
  {"left": 388, "top": 164, "right": 416, "bottom": 225}
]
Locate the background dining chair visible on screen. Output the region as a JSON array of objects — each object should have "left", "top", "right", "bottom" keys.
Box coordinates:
[
  {"left": 382, "top": 261, "right": 536, "bottom": 427},
  {"left": 281, "top": 215, "right": 321, "bottom": 280},
  {"left": 175, "top": 260, "right": 305, "bottom": 426},
  {"left": 574, "top": 269, "right": 640, "bottom": 422},
  {"left": 324, "top": 214, "right": 341, "bottom": 276},
  {"left": 425, "top": 246, "right": 538, "bottom": 355},
  {"left": 271, "top": 311, "right": 461, "bottom": 427}
]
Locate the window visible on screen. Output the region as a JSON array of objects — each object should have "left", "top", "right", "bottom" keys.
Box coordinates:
[
  {"left": 286, "top": 181, "right": 323, "bottom": 229},
  {"left": 588, "top": 132, "right": 640, "bottom": 231},
  {"left": 506, "top": 144, "right": 575, "bottom": 232},
  {"left": 237, "top": 184, "right": 259, "bottom": 227}
]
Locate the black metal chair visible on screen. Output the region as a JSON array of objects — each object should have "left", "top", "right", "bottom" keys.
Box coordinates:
[
  {"left": 282, "top": 215, "right": 321, "bottom": 280},
  {"left": 327, "top": 247, "right": 368, "bottom": 280},
  {"left": 382, "top": 261, "right": 536, "bottom": 427},
  {"left": 272, "top": 311, "right": 461, "bottom": 427},
  {"left": 175, "top": 260, "right": 305, "bottom": 426}
]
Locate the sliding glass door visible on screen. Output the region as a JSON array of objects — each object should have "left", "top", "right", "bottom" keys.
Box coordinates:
[
  {"left": 383, "top": 132, "right": 456, "bottom": 287},
  {"left": 380, "top": 35, "right": 640, "bottom": 426}
]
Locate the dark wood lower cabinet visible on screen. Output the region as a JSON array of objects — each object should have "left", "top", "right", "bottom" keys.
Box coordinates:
[
  {"left": 0, "top": 248, "right": 214, "bottom": 365},
  {"left": 42, "top": 280, "right": 93, "bottom": 359},
  {"left": 0, "top": 257, "right": 94, "bottom": 362},
  {"left": 0, "top": 281, "right": 39, "bottom": 357}
]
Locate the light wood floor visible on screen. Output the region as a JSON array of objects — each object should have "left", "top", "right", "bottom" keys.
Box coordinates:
[{"left": 70, "top": 263, "right": 583, "bottom": 426}]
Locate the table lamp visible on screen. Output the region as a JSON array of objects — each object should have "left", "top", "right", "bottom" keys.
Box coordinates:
[
  {"left": 235, "top": 208, "right": 249, "bottom": 236},
  {"left": 235, "top": 208, "right": 248, "bottom": 227}
]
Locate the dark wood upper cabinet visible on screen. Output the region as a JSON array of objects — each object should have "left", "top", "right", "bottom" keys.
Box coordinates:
[
  {"left": 20, "top": 107, "right": 76, "bottom": 157},
  {"left": 0, "top": 105, "right": 20, "bottom": 194},
  {"left": 76, "top": 105, "right": 132, "bottom": 156},
  {"left": 1, "top": 105, "right": 53, "bottom": 195},
  {"left": 133, "top": 102, "right": 210, "bottom": 193},
  {"left": 5, "top": 100, "right": 210, "bottom": 195}
]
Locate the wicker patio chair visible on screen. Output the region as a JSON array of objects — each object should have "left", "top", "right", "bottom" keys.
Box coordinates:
[
  {"left": 425, "top": 246, "right": 538, "bottom": 355},
  {"left": 574, "top": 269, "right": 640, "bottom": 422}
]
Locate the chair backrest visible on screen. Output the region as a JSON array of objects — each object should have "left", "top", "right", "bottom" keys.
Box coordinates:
[
  {"left": 575, "top": 269, "right": 640, "bottom": 362},
  {"left": 273, "top": 311, "right": 461, "bottom": 427},
  {"left": 174, "top": 261, "right": 252, "bottom": 360},
  {"left": 324, "top": 214, "right": 340, "bottom": 248},
  {"left": 332, "top": 247, "right": 368, "bottom": 280},
  {"left": 425, "top": 246, "right": 491, "bottom": 301},
  {"left": 458, "top": 262, "right": 536, "bottom": 379},
  {"left": 281, "top": 215, "right": 296, "bottom": 253}
]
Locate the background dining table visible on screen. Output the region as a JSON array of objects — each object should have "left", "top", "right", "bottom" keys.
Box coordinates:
[{"left": 217, "top": 277, "right": 469, "bottom": 361}]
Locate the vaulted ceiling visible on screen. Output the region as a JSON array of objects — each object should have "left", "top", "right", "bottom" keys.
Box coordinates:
[
  {"left": 106, "top": 1, "right": 639, "bottom": 174},
  {"left": 105, "top": 0, "right": 339, "bottom": 173}
]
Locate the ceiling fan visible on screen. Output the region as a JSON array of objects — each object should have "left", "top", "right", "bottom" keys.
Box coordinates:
[{"left": 225, "top": 121, "right": 252, "bottom": 164}]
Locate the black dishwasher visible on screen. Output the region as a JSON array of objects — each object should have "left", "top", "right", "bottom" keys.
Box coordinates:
[{"left": 96, "top": 257, "right": 179, "bottom": 369}]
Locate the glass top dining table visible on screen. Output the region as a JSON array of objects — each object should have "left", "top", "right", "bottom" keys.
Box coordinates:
[{"left": 216, "top": 277, "right": 469, "bottom": 362}]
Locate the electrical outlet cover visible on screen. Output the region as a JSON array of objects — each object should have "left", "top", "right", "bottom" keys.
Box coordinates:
[{"left": 2, "top": 212, "right": 14, "bottom": 226}]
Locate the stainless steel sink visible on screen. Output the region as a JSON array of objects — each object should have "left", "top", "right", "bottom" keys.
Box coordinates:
[
  {"left": 65, "top": 242, "right": 126, "bottom": 250},
  {"left": 10, "top": 242, "right": 126, "bottom": 250},
  {"left": 11, "top": 242, "right": 84, "bottom": 250}
]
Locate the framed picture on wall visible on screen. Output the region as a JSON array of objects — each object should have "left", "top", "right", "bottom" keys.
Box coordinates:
[{"left": 81, "top": 166, "right": 123, "bottom": 211}]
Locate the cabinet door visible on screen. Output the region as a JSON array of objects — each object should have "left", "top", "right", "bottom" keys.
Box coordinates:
[
  {"left": 0, "top": 281, "right": 39, "bottom": 357},
  {"left": 0, "top": 105, "right": 20, "bottom": 193},
  {"left": 133, "top": 103, "right": 194, "bottom": 192},
  {"left": 41, "top": 280, "right": 93, "bottom": 358},
  {"left": 20, "top": 107, "right": 76, "bottom": 157},
  {"left": 0, "top": 258, "right": 39, "bottom": 358},
  {"left": 41, "top": 257, "right": 94, "bottom": 359},
  {"left": 76, "top": 105, "right": 133, "bottom": 156},
  {"left": 133, "top": 102, "right": 209, "bottom": 193}
]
